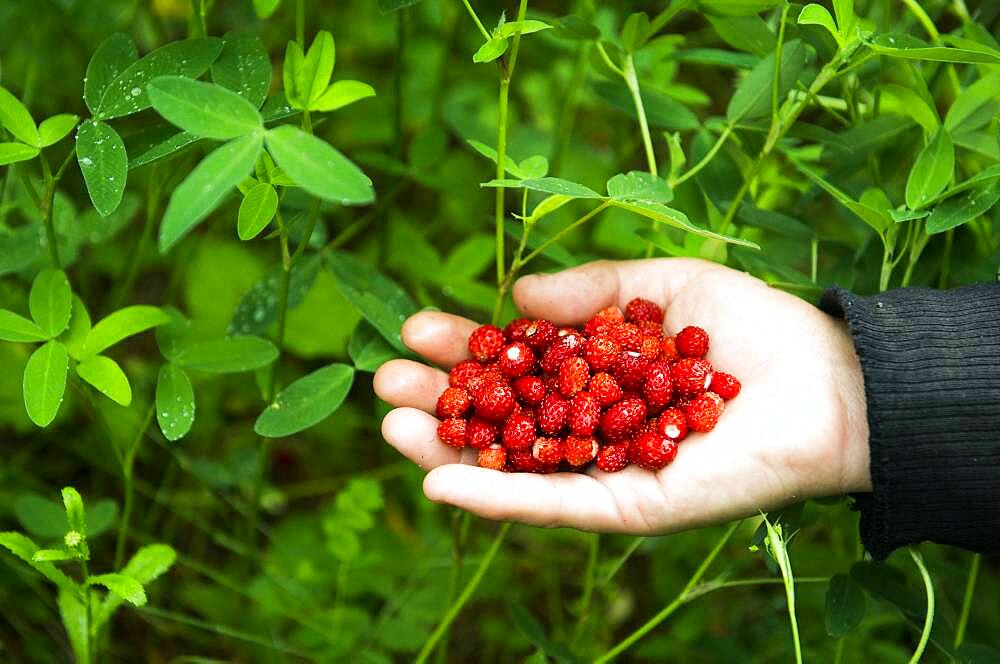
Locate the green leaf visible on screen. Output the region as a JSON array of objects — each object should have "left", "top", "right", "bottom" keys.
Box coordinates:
[
  {"left": 159, "top": 133, "right": 263, "bottom": 252},
  {"left": 592, "top": 80, "right": 700, "bottom": 130},
  {"left": 349, "top": 321, "right": 400, "bottom": 372},
  {"left": 311, "top": 80, "right": 376, "bottom": 112},
  {"left": 0, "top": 532, "right": 79, "bottom": 596},
  {"left": 0, "top": 309, "right": 47, "bottom": 342},
  {"left": 700, "top": 0, "right": 782, "bottom": 17},
  {"left": 832, "top": 0, "right": 854, "bottom": 32},
  {"left": 83, "top": 305, "right": 171, "bottom": 357},
  {"left": 76, "top": 120, "right": 128, "bottom": 217},
  {"left": 621, "top": 12, "right": 651, "bottom": 51},
  {"left": 865, "top": 34, "right": 1000, "bottom": 64},
  {"left": 76, "top": 355, "right": 132, "bottom": 406},
  {"left": 253, "top": 0, "right": 282, "bottom": 18},
  {"left": 473, "top": 36, "right": 509, "bottom": 63},
  {"left": 228, "top": 254, "right": 322, "bottom": 335},
  {"left": 38, "top": 114, "right": 79, "bottom": 147},
  {"left": 880, "top": 84, "right": 939, "bottom": 134},
  {"left": 58, "top": 590, "right": 92, "bottom": 664},
  {"left": 212, "top": 33, "right": 272, "bottom": 108},
  {"left": 551, "top": 15, "right": 601, "bottom": 41},
  {"left": 156, "top": 364, "right": 195, "bottom": 441},
  {"left": 377, "top": 0, "right": 422, "bottom": 11},
  {"left": 0, "top": 142, "right": 39, "bottom": 165},
  {"left": 518, "top": 155, "right": 549, "bottom": 179},
  {"left": 905, "top": 128, "right": 954, "bottom": 209},
  {"left": 498, "top": 19, "right": 551, "bottom": 39},
  {"left": 526, "top": 194, "right": 573, "bottom": 222},
  {"left": 482, "top": 176, "right": 603, "bottom": 199},
  {"left": 148, "top": 76, "right": 262, "bottom": 139},
  {"left": 84, "top": 33, "right": 138, "bottom": 116},
  {"left": 945, "top": 72, "right": 1000, "bottom": 133},
  {"left": 95, "top": 544, "right": 176, "bottom": 628},
  {"left": 61, "top": 296, "right": 92, "bottom": 360},
  {"left": 825, "top": 573, "right": 866, "bottom": 638},
  {"left": 89, "top": 573, "right": 146, "bottom": 606},
  {"left": 0, "top": 85, "right": 38, "bottom": 145},
  {"left": 61, "top": 487, "right": 86, "bottom": 536},
  {"left": 793, "top": 160, "right": 892, "bottom": 234},
  {"left": 264, "top": 125, "right": 373, "bottom": 204},
  {"left": 254, "top": 363, "right": 355, "bottom": 437},
  {"left": 442, "top": 234, "right": 495, "bottom": 280},
  {"left": 95, "top": 37, "right": 224, "bottom": 119},
  {"left": 727, "top": 39, "right": 809, "bottom": 123},
  {"left": 237, "top": 182, "right": 279, "bottom": 240},
  {"left": 798, "top": 4, "right": 841, "bottom": 44},
  {"left": 32, "top": 548, "right": 77, "bottom": 562},
  {"left": 926, "top": 181, "right": 1000, "bottom": 234},
  {"left": 610, "top": 200, "right": 760, "bottom": 248},
  {"left": 15, "top": 494, "right": 117, "bottom": 540},
  {"left": 173, "top": 336, "right": 279, "bottom": 373},
  {"left": 301, "top": 31, "right": 336, "bottom": 106},
  {"left": 29, "top": 269, "right": 73, "bottom": 338},
  {"left": 466, "top": 138, "right": 526, "bottom": 178},
  {"left": 23, "top": 341, "right": 69, "bottom": 427},
  {"left": 327, "top": 252, "right": 417, "bottom": 353},
  {"left": 706, "top": 15, "right": 775, "bottom": 55},
  {"left": 606, "top": 171, "right": 673, "bottom": 203},
  {"left": 282, "top": 41, "right": 306, "bottom": 108}
]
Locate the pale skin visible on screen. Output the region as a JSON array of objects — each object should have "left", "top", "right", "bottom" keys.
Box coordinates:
[{"left": 374, "top": 258, "right": 872, "bottom": 535}]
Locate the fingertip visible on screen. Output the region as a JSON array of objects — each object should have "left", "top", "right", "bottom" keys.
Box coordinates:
[
  {"left": 513, "top": 261, "right": 619, "bottom": 324},
  {"left": 400, "top": 311, "right": 478, "bottom": 368}
]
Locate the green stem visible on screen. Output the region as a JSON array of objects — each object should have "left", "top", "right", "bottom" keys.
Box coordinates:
[
  {"left": 646, "top": 0, "right": 695, "bottom": 39},
  {"left": 459, "top": 0, "right": 490, "bottom": 40},
  {"left": 436, "top": 509, "right": 469, "bottom": 664},
  {"left": 672, "top": 125, "right": 732, "bottom": 187},
  {"left": 414, "top": 522, "right": 512, "bottom": 664},
  {"left": 518, "top": 201, "right": 611, "bottom": 268},
  {"left": 622, "top": 54, "right": 657, "bottom": 177},
  {"left": 575, "top": 533, "right": 599, "bottom": 636},
  {"left": 879, "top": 241, "right": 893, "bottom": 292},
  {"left": 114, "top": 404, "right": 154, "bottom": 568},
  {"left": 38, "top": 155, "right": 61, "bottom": 269},
  {"left": 116, "top": 173, "right": 161, "bottom": 308},
  {"left": 773, "top": 3, "right": 791, "bottom": 126},
  {"left": 595, "top": 521, "right": 739, "bottom": 663},
  {"left": 82, "top": 559, "right": 94, "bottom": 663},
  {"left": 600, "top": 536, "right": 644, "bottom": 587},
  {"left": 296, "top": 0, "right": 305, "bottom": 46},
  {"left": 834, "top": 636, "right": 846, "bottom": 664},
  {"left": 908, "top": 548, "right": 934, "bottom": 664},
  {"left": 954, "top": 553, "right": 980, "bottom": 648},
  {"left": 938, "top": 228, "right": 954, "bottom": 288},
  {"left": 192, "top": 0, "right": 207, "bottom": 37}
]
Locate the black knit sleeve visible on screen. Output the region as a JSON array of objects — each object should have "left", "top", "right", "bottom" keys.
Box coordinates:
[{"left": 819, "top": 284, "right": 1000, "bottom": 560}]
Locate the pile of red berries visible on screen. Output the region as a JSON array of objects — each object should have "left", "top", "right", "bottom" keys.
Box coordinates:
[{"left": 435, "top": 298, "right": 741, "bottom": 473}]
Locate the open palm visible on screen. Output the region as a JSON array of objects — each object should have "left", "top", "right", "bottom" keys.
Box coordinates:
[{"left": 374, "top": 259, "right": 871, "bottom": 535}]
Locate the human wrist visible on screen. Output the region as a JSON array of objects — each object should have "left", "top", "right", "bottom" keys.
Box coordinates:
[{"left": 828, "top": 318, "right": 871, "bottom": 493}]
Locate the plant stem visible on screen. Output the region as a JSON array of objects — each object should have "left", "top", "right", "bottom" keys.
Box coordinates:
[
  {"left": 622, "top": 55, "right": 657, "bottom": 177},
  {"left": 938, "top": 228, "right": 954, "bottom": 288},
  {"left": 646, "top": 0, "right": 695, "bottom": 39},
  {"left": 296, "top": 0, "right": 305, "bottom": 46},
  {"left": 601, "top": 536, "right": 644, "bottom": 587},
  {"left": 908, "top": 548, "right": 934, "bottom": 664},
  {"left": 954, "top": 553, "right": 980, "bottom": 648},
  {"left": 518, "top": 201, "right": 611, "bottom": 268},
  {"left": 879, "top": 242, "right": 893, "bottom": 292},
  {"left": 460, "top": 0, "right": 490, "bottom": 41},
  {"left": 672, "top": 125, "right": 732, "bottom": 187},
  {"left": 38, "top": 155, "right": 61, "bottom": 269},
  {"left": 773, "top": 3, "right": 791, "bottom": 127},
  {"left": 114, "top": 403, "right": 154, "bottom": 569},
  {"left": 82, "top": 558, "right": 94, "bottom": 663},
  {"left": 574, "top": 533, "right": 599, "bottom": 637},
  {"left": 595, "top": 521, "right": 739, "bottom": 662},
  {"left": 414, "top": 521, "right": 512, "bottom": 664},
  {"left": 116, "top": 172, "right": 161, "bottom": 308}
]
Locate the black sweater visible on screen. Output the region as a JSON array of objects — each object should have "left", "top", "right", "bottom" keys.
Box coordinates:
[{"left": 820, "top": 285, "right": 1000, "bottom": 559}]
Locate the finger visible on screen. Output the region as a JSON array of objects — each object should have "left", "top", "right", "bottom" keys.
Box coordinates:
[
  {"left": 512, "top": 258, "right": 720, "bottom": 325},
  {"left": 381, "top": 407, "right": 468, "bottom": 470},
  {"left": 374, "top": 359, "right": 449, "bottom": 413},
  {"left": 401, "top": 311, "right": 479, "bottom": 369},
  {"left": 422, "top": 465, "right": 629, "bottom": 532}
]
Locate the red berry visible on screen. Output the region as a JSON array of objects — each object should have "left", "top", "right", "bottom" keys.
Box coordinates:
[
  {"left": 468, "top": 324, "right": 505, "bottom": 362},
  {"left": 642, "top": 361, "right": 674, "bottom": 411},
  {"left": 583, "top": 305, "right": 625, "bottom": 337},
  {"left": 637, "top": 320, "right": 664, "bottom": 338},
  {"left": 507, "top": 449, "right": 540, "bottom": 472},
  {"left": 467, "top": 416, "right": 498, "bottom": 449},
  {"left": 659, "top": 336, "right": 679, "bottom": 362},
  {"left": 540, "top": 332, "right": 584, "bottom": 374},
  {"left": 557, "top": 357, "right": 590, "bottom": 397},
  {"left": 513, "top": 375, "right": 546, "bottom": 405},
  {"left": 684, "top": 392, "right": 724, "bottom": 432},
  {"left": 600, "top": 398, "right": 647, "bottom": 441},
  {"left": 504, "top": 317, "right": 533, "bottom": 341},
  {"left": 639, "top": 335, "right": 661, "bottom": 360},
  {"left": 625, "top": 297, "right": 664, "bottom": 325},
  {"left": 436, "top": 387, "right": 472, "bottom": 419},
  {"left": 437, "top": 418, "right": 468, "bottom": 448},
  {"left": 589, "top": 372, "right": 624, "bottom": 407},
  {"left": 503, "top": 412, "right": 536, "bottom": 451},
  {"left": 656, "top": 407, "right": 689, "bottom": 442},
  {"left": 465, "top": 366, "right": 506, "bottom": 398},
  {"left": 565, "top": 435, "right": 599, "bottom": 466},
  {"left": 538, "top": 392, "right": 570, "bottom": 434},
  {"left": 709, "top": 372, "right": 741, "bottom": 400},
  {"left": 478, "top": 444, "right": 507, "bottom": 470},
  {"left": 568, "top": 391, "right": 600, "bottom": 436},
  {"left": 473, "top": 381, "right": 516, "bottom": 421},
  {"left": 671, "top": 358, "right": 713, "bottom": 396},
  {"left": 498, "top": 342, "right": 536, "bottom": 377},
  {"left": 632, "top": 431, "right": 678, "bottom": 470},
  {"left": 449, "top": 360, "right": 484, "bottom": 389},
  {"left": 532, "top": 436, "right": 564, "bottom": 465},
  {"left": 675, "top": 325, "right": 709, "bottom": 358},
  {"left": 523, "top": 319, "right": 558, "bottom": 350},
  {"left": 583, "top": 335, "right": 620, "bottom": 371},
  {"left": 610, "top": 323, "right": 642, "bottom": 352},
  {"left": 613, "top": 351, "right": 651, "bottom": 391},
  {"left": 596, "top": 442, "right": 631, "bottom": 472}
]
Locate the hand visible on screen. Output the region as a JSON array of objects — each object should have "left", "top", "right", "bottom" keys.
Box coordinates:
[{"left": 374, "top": 258, "right": 871, "bottom": 535}]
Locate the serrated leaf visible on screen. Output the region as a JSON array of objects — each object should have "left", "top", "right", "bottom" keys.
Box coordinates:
[
  {"left": 255, "top": 363, "right": 355, "bottom": 437},
  {"left": 311, "top": 80, "right": 376, "bottom": 112},
  {"left": 61, "top": 487, "right": 86, "bottom": 537},
  {"left": 0, "top": 142, "right": 39, "bottom": 165},
  {"left": 23, "top": 341, "right": 69, "bottom": 427},
  {"left": 76, "top": 120, "right": 128, "bottom": 217},
  {"left": 89, "top": 573, "right": 146, "bottom": 606},
  {"left": 905, "top": 128, "right": 954, "bottom": 209},
  {"left": 926, "top": 181, "right": 1000, "bottom": 234},
  {"left": 38, "top": 114, "right": 79, "bottom": 147},
  {"left": 606, "top": 171, "right": 673, "bottom": 203},
  {"left": 0, "top": 85, "right": 38, "bottom": 145},
  {"left": 265, "top": 125, "right": 373, "bottom": 204},
  {"left": 148, "top": 76, "right": 262, "bottom": 139},
  {"left": 0, "top": 532, "right": 79, "bottom": 596},
  {"left": 237, "top": 182, "right": 278, "bottom": 240},
  {"left": 155, "top": 364, "right": 195, "bottom": 441},
  {"left": 76, "top": 355, "right": 132, "bottom": 406},
  {"left": 826, "top": 573, "right": 866, "bottom": 638},
  {"left": 212, "top": 32, "right": 271, "bottom": 108},
  {"left": 83, "top": 305, "right": 170, "bottom": 357},
  {"left": 95, "top": 544, "right": 176, "bottom": 628},
  {"left": 0, "top": 309, "right": 47, "bottom": 342},
  {"left": 29, "top": 269, "right": 72, "bottom": 338},
  {"left": 173, "top": 336, "right": 278, "bottom": 373},
  {"left": 349, "top": 321, "right": 400, "bottom": 372},
  {"left": 326, "top": 252, "right": 417, "bottom": 353}
]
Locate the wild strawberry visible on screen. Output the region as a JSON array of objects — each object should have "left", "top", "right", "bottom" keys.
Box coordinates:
[
  {"left": 639, "top": 335, "right": 661, "bottom": 360},
  {"left": 513, "top": 375, "right": 546, "bottom": 405},
  {"left": 709, "top": 372, "right": 741, "bottom": 400},
  {"left": 465, "top": 366, "right": 506, "bottom": 398},
  {"left": 596, "top": 442, "right": 630, "bottom": 472},
  {"left": 610, "top": 322, "right": 642, "bottom": 352},
  {"left": 436, "top": 387, "right": 472, "bottom": 419},
  {"left": 637, "top": 320, "right": 664, "bottom": 338},
  {"left": 523, "top": 319, "right": 558, "bottom": 350},
  {"left": 600, "top": 398, "right": 647, "bottom": 441},
  {"left": 684, "top": 392, "right": 724, "bottom": 433},
  {"left": 642, "top": 361, "right": 673, "bottom": 410},
  {"left": 589, "top": 372, "right": 624, "bottom": 407},
  {"left": 507, "top": 449, "right": 540, "bottom": 472},
  {"left": 583, "top": 305, "right": 624, "bottom": 336},
  {"left": 466, "top": 416, "right": 497, "bottom": 449},
  {"left": 675, "top": 325, "right": 709, "bottom": 358},
  {"left": 565, "top": 435, "right": 598, "bottom": 466},
  {"left": 498, "top": 342, "right": 536, "bottom": 377},
  {"left": 502, "top": 412, "right": 536, "bottom": 451},
  {"left": 468, "top": 324, "right": 505, "bottom": 362},
  {"left": 538, "top": 392, "right": 570, "bottom": 434},
  {"left": 632, "top": 431, "right": 678, "bottom": 470},
  {"left": 558, "top": 357, "right": 590, "bottom": 397},
  {"left": 474, "top": 381, "right": 516, "bottom": 421},
  {"left": 478, "top": 444, "right": 507, "bottom": 470},
  {"left": 613, "top": 351, "right": 651, "bottom": 391},
  {"left": 583, "top": 335, "right": 620, "bottom": 371},
  {"left": 532, "top": 436, "right": 564, "bottom": 465},
  {"left": 671, "top": 358, "right": 713, "bottom": 396},
  {"left": 656, "top": 407, "right": 688, "bottom": 442},
  {"left": 449, "top": 360, "right": 484, "bottom": 389},
  {"left": 541, "top": 332, "right": 584, "bottom": 374},
  {"left": 504, "top": 317, "right": 533, "bottom": 341},
  {"left": 659, "top": 336, "right": 679, "bottom": 362},
  {"left": 625, "top": 297, "right": 664, "bottom": 325},
  {"left": 568, "top": 392, "right": 600, "bottom": 436},
  {"left": 437, "top": 418, "right": 468, "bottom": 448}
]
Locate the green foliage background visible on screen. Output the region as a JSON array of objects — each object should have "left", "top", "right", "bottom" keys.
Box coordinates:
[{"left": 1, "top": 0, "right": 998, "bottom": 662}]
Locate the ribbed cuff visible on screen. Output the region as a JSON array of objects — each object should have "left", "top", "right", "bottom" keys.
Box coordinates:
[{"left": 820, "top": 284, "right": 1000, "bottom": 559}]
